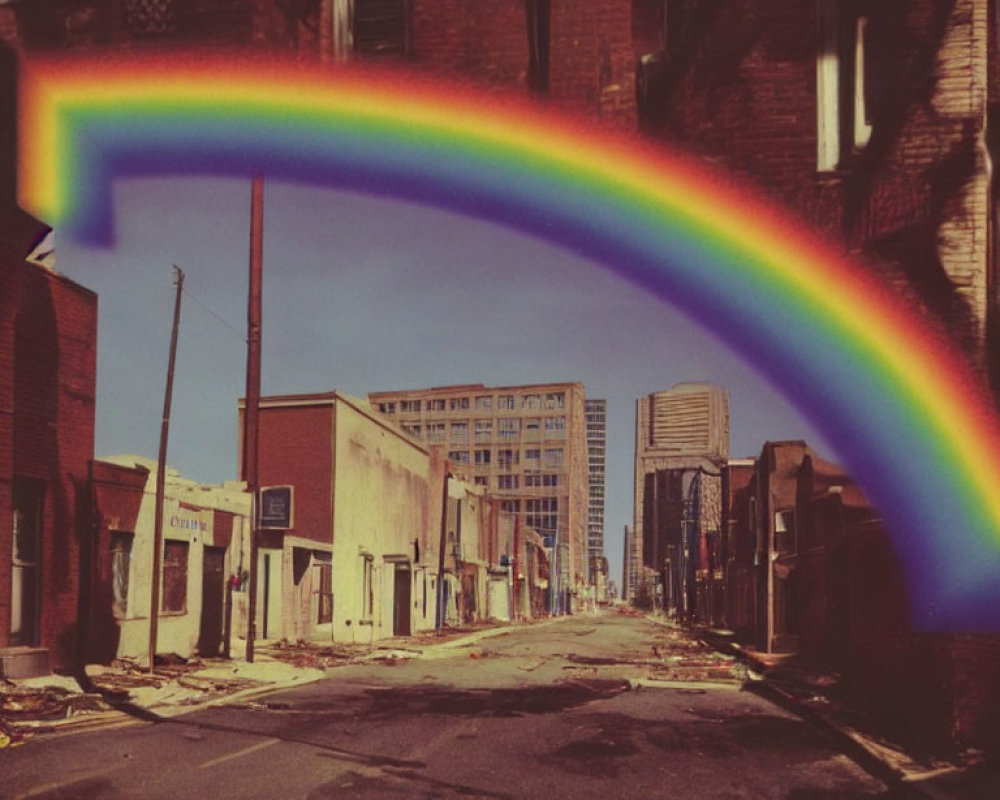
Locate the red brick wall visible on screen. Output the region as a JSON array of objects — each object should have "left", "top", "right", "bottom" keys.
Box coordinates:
[
  {"left": 0, "top": 260, "right": 96, "bottom": 670},
  {"left": 647, "top": 0, "right": 989, "bottom": 369},
  {"left": 410, "top": 0, "right": 637, "bottom": 126},
  {"left": 410, "top": 0, "right": 529, "bottom": 91},
  {"left": 549, "top": 0, "right": 636, "bottom": 128},
  {"left": 253, "top": 403, "right": 333, "bottom": 546}
]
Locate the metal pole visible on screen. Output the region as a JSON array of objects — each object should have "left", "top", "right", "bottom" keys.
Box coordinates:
[
  {"left": 149, "top": 265, "right": 184, "bottom": 672},
  {"left": 436, "top": 470, "right": 450, "bottom": 629},
  {"left": 244, "top": 176, "right": 263, "bottom": 663}
]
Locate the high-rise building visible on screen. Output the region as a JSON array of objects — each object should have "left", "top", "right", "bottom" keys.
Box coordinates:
[
  {"left": 585, "top": 398, "right": 606, "bottom": 574},
  {"left": 368, "top": 382, "right": 590, "bottom": 603},
  {"left": 628, "top": 383, "right": 729, "bottom": 604}
]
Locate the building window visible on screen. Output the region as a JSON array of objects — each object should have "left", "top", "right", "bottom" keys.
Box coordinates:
[
  {"left": 124, "top": 0, "right": 177, "bottom": 36},
  {"left": 427, "top": 423, "right": 446, "bottom": 442},
  {"left": 498, "top": 474, "right": 519, "bottom": 490},
  {"left": 11, "top": 479, "right": 44, "bottom": 646},
  {"left": 544, "top": 392, "right": 565, "bottom": 409},
  {"left": 543, "top": 448, "right": 564, "bottom": 469},
  {"left": 501, "top": 500, "right": 521, "bottom": 514},
  {"left": 521, "top": 393, "right": 541, "bottom": 409},
  {"left": 527, "top": 0, "right": 551, "bottom": 93},
  {"left": 354, "top": 0, "right": 409, "bottom": 57},
  {"left": 544, "top": 416, "right": 566, "bottom": 439},
  {"left": 378, "top": 402, "right": 396, "bottom": 414},
  {"left": 475, "top": 395, "right": 493, "bottom": 410},
  {"left": 497, "top": 394, "right": 515, "bottom": 410},
  {"left": 429, "top": 399, "right": 446, "bottom": 411},
  {"left": 361, "top": 554, "right": 375, "bottom": 621},
  {"left": 524, "top": 419, "right": 541, "bottom": 439},
  {"left": 475, "top": 420, "right": 492, "bottom": 443},
  {"left": 775, "top": 509, "right": 797, "bottom": 553},
  {"left": 525, "top": 448, "right": 541, "bottom": 463},
  {"left": 450, "top": 397, "right": 470, "bottom": 411},
  {"left": 497, "top": 449, "right": 517, "bottom": 469},
  {"left": 402, "top": 423, "right": 421, "bottom": 437},
  {"left": 448, "top": 450, "right": 470, "bottom": 464},
  {"left": 498, "top": 418, "right": 520, "bottom": 440},
  {"left": 111, "top": 532, "right": 133, "bottom": 619},
  {"left": 400, "top": 399, "right": 421, "bottom": 413},
  {"left": 474, "top": 476, "right": 488, "bottom": 486},
  {"left": 162, "top": 540, "right": 189, "bottom": 614},
  {"left": 526, "top": 473, "right": 558, "bottom": 488},
  {"left": 450, "top": 422, "right": 469, "bottom": 443},
  {"left": 817, "top": 1, "right": 871, "bottom": 171},
  {"left": 475, "top": 449, "right": 492, "bottom": 466}
]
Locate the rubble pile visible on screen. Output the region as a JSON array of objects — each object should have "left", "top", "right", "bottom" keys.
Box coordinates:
[
  {"left": 266, "top": 640, "right": 372, "bottom": 669},
  {"left": 1, "top": 679, "right": 114, "bottom": 746}
]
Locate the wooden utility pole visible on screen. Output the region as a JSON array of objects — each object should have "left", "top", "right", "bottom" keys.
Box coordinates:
[
  {"left": 436, "top": 469, "right": 451, "bottom": 630},
  {"left": 244, "top": 176, "right": 264, "bottom": 663},
  {"left": 149, "top": 265, "right": 184, "bottom": 673}
]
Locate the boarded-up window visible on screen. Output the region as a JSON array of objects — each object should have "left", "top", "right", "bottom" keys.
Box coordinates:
[
  {"left": 354, "top": 0, "right": 408, "bottom": 56},
  {"left": 162, "top": 540, "right": 189, "bottom": 613},
  {"left": 111, "top": 532, "right": 134, "bottom": 618}
]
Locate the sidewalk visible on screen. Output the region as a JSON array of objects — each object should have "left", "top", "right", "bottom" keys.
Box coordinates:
[
  {"left": 0, "top": 617, "right": 541, "bottom": 747},
  {"left": 686, "top": 621, "right": 1000, "bottom": 800}
]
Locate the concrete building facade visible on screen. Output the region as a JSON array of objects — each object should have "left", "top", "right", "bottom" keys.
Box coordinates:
[
  {"left": 368, "top": 382, "right": 589, "bottom": 607},
  {"left": 629, "top": 383, "right": 729, "bottom": 605},
  {"left": 87, "top": 456, "right": 250, "bottom": 663},
  {"left": 242, "top": 391, "right": 446, "bottom": 644},
  {"left": 585, "top": 398, "right": 606, "bottom": 579}
]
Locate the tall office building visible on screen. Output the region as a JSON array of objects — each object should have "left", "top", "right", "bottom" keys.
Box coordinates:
[
  {"left": 368, "top": 383, "right": 590, "bottom": 602},
  {"left": 585, "top": 399, "right": 606, "bottom": 575},
  {"left": 629, "top": 383, "right": 729, "bottom": 603}
]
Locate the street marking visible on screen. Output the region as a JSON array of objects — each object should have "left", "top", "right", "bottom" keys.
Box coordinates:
[{"left": 199, "top": 737, "right": 279, "bottom": 768}]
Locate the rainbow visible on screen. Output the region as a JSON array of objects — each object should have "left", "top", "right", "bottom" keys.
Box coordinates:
[{"left": 17, "top": 55, "right": 1000, "bottom": 630}]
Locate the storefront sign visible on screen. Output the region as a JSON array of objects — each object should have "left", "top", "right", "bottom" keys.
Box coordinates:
[{"left": 259, "top": 485, "right": 293, "bottom": 530}]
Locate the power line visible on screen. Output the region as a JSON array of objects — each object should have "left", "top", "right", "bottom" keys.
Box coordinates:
[{"left": 182, "top": 286, "right": 245, "bottom": 341}]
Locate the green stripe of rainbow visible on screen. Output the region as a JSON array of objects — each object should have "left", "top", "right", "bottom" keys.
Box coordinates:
[{"left": 17, "top": 55, "right": 1000, "bottom": 628}]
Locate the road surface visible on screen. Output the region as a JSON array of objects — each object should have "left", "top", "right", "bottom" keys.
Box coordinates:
[{"left": 2, "top": 613, "right": 894, "bottom": 799}]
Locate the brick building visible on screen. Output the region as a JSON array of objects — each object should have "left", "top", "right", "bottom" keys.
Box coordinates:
[
  {"left": 635, "top": 0, "right": 997, "bottom": 382},
  {"left": 0, "top": 209, "right": 97, "bottom": 675},
  {"left": 721, "top": 440, "right": 1000, "bottom": 754},
  {"left": 368, "top": 382, "right": 589, "bottom": 610},
  {"left": 2, "top": 1, "right": 638, "bottom": 130},
  {"left": 721, "top": 457, "right": 755, "bottom": 640},
  {"left": 239, "top": 390, "right": 524, "bottom": 642}
]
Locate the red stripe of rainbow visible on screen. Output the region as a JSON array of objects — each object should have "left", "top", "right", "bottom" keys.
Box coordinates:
[{"left": 16, "top": 55, "right": 1000, "bottom": 629}]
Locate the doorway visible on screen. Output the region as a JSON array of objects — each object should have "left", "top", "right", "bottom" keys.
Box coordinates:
[
  {"left": 198, "top": 546, "right": 226, "bottom": 657},
  {"left": 393, "top": 565, "right": 411, "bottom": 636}
]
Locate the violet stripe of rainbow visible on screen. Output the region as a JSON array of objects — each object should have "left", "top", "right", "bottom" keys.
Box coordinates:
[{"left": 18, "top": 58, "right": 1000, "bottom": 629}]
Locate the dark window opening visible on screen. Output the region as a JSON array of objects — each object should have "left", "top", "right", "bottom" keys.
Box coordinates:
[
  {"left": 162, "top": 540, "right": 189, "bottom": 614},
  {"left": 527, "top": 0, "right": 551, "bottom": 93},
  {"left": 354, "top": 0, "right": 409, "bottom": 57},
  {"left": 111, "top": 532, "right": 134, "bottom": 619}
]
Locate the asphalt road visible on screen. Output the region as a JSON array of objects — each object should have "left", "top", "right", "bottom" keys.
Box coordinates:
[{"left": 2, "top": 613, "right": 895, "bottom": 799}]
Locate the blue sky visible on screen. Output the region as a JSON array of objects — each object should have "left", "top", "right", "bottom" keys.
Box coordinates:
[{"left": 58, "top": 176, "right": 834, "bottom": 587}]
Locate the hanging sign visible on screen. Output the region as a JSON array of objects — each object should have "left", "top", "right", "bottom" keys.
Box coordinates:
[{"left": 259, "top": 485, "right": 293, "bottom": 530}]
